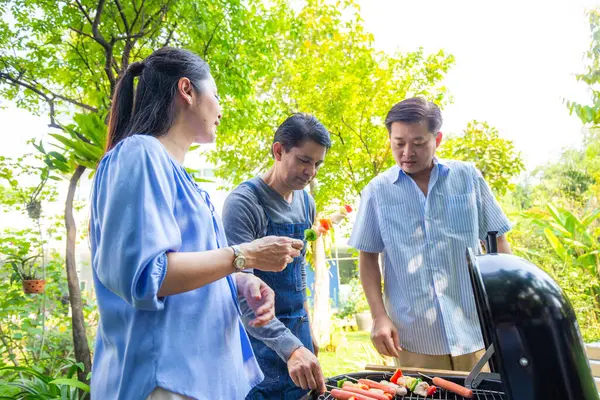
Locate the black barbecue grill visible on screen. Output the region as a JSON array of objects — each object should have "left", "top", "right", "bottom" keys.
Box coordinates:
[
  {"left": 303, "top": 370, "right": 506, "bottom": 400},
  {"left": 302, "top": 232, "right": 600, "bottom": 400}
]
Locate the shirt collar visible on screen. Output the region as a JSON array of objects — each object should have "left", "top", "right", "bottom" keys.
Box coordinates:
[{"left": 392, "top": 157, "right": 451, "bottom": 184}]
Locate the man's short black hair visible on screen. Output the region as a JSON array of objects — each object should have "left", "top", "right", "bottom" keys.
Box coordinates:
[
  {"left": 385, "top": 97, "right": 443, "bottom": 134},
  {"left": 272, "top": 113, "right": 332, "bottom": 156}
]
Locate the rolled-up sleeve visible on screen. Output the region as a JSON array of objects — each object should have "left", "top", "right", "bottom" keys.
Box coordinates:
[
  {"left": 238, "top": 297, "right": 304, "bottom": 361},
  {"left": 223, "top": 185, "right": 305, "bottom": 361},
  {"left": 348, "top": 182, "right": 385, "bottom": 253},
  {"left": 91, "top": 137, "right": 181, "bottom": 311}
]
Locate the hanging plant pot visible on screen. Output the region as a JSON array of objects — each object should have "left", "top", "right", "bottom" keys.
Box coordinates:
[
  {"left": 22, "top": 279, "right": 46, "bottom": 294},
  {"left": 26, "top": 200, "right": 42, "bottom": 220}
]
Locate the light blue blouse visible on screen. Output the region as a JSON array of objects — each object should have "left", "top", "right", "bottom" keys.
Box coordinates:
[{"left": 89, "top": 135, "right": 262, "bottom": 399}]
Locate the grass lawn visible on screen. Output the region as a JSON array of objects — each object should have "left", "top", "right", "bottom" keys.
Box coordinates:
[{"left": 317, "top": 330, "right": 395, "bottom": 377}]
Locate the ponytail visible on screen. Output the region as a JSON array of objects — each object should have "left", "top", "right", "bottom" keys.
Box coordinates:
[{"left": 105, "top": 61, "right": 145, "bottom": 152}]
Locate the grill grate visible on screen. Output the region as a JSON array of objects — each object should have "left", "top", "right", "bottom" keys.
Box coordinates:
[
  {"left": 315, "top": 388, "right": 506, "bottom": 400},
  {"left": 305, "top": 372, "right": 506, "bottom": 400}
]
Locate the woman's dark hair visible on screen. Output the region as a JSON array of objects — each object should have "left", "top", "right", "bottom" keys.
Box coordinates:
[
  {"left": 384, "top": 97, "right": 443, "bottom": 134},
  {"left": 106, "top": 47, "right": 211, "bottom": 151},
  {"left": 271, "top": 113, "right": 332, "bottom": 157}
]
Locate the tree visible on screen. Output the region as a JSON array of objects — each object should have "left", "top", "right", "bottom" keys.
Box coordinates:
[
  {"left": 437, "top": 120, "right": 525, "bottom": 196},
  {"left": 208, "top": 0, "right": 455, "bottom": 343},
  {"left": 567, "top": 8, "right": 600, "bottom": 125},
  {"left": 0, "top": 0, "right": 304, "bottom": 382},
  {"left": 211, "top": 0, "right": 454, "bottom": 205},
  {"left": 508, "top": 9, "right": 600, "bottom": 341},
  {"left": 1, "top": 0, "right": 179, "bottom": 382}
]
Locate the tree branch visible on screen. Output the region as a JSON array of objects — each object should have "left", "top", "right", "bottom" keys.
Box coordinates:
[
  {"left": 375, "top": 145, "right": 391, "bottom": 176},
  {"left": 329, "top": 128, "right": 361, "bottom": 192},
  {"left": 346, "top": 157, "right": 362, "bottom": 197},
  {"left": 67, "top": 42, "right": 94, "bottom": 79},
  {"left": 114, "top": 0, "right": 131, "bottom": 33},
  {"left": 52, "top": 93, "right": 97, "bottom": 113},
  {"left": 163, "top": 22, "right": 177, "bottom": 47},
  {"left": 0, "top": 72, "right": 98, "bottom": 113},
  {"left": 131, "top": 0, "right": 146, "bottom": 29},
  {"left": 116, "top": 0, "right": 174, "bottom": 72},
  {"left": 72, "top": 1, "right": 118, "bottom": 101},
  {"left": 69, "top": 27, "right": 95, "bottom": 41},
  {"left": 204, "top": 16, "right": 225, "bottom": 59},
  {"left": 92, "top": 0, "right": 108, "bottom": 48},
  {"left": 73, "top": 0, "right": 94, "bottom": 27},
  {"left": 341, "top": 115, "right": 373, "bottom": 160},
  {"left": 0, "top": 325, "right": 19, "bottom": 367},
  {"left": 0, "top": 73, "right": 96, "bottom": 138},
  {"left": 0, "top": 72, "right": 50, "bottom": 102},
  {"left": 121, "top": 40, "right": 134, "bottom": 73}
]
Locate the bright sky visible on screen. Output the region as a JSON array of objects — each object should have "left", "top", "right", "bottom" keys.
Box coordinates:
[
  {"left": 357, "top": 0, "right": 598, "bottom": 169},
  {"left": 0, "top": 0, "right": 597, "bottom": 169}
]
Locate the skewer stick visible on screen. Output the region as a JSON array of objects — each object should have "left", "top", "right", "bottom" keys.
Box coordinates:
[{"left": 418, "top": 372, "right": 434, "bottom": 381}]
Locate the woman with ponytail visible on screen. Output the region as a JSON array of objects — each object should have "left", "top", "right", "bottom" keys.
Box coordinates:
[{"left": 90, "top": 47, "right": 303, "bottom": 400}]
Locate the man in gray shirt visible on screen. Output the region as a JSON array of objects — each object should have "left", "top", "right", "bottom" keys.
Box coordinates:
[{"left": 223, "top": 113, "right": 330, "bottom": 399}]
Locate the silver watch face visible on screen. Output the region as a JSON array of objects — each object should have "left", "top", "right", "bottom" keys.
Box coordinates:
[{"left": 235, "top": 257, "right": 246, "bottom": 269}]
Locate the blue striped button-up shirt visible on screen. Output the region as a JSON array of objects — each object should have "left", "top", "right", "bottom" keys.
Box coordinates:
[{"left": 348, "top": 159, "right": 511, "bottom": 356}]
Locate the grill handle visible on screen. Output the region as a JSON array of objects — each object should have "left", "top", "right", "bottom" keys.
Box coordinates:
[{"left": 485, "top": 231, "right": 498, "bottom": 254}]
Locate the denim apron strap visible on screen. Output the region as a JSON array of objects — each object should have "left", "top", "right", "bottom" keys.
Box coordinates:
[
  {"left": 302, "top": 190, "right": 310, "bottom": 224},
  {"left": 242, "top": 180, "right": 273, "bottom": 225}
]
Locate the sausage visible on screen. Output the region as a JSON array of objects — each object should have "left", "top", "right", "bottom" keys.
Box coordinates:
[
  {"left": 330, "top": 388, "right": 379, "bottom": 400},
  {"left": 356, "top": 379, "right": 395, "bottom": 394},
  {"left": 340, "top": 384, "right": 390, "bottom": 400},
  {"left": 357, "top": 379, "right": 396, "bottom": 395},
  {"left": 432, "top": 377, "right": 474, "bottom": 399}
]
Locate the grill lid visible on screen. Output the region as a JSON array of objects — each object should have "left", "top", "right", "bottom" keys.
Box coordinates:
[{"left": 467, "top": 233, "right": 599, "bottom": 400}]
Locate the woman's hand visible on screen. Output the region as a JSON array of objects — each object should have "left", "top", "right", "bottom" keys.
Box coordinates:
[
  {"left": 240, "top": 236, "right": 304, "bottom": 272},
  {"left": 235, "top": 273, "right": 275, "bottom": 327}
]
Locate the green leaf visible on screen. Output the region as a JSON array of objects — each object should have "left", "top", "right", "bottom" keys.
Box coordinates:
[
  {"left": 547, "top": 222, "right": 572, "bottom": 237},
  {"left": 543, "top": 228, "right": 570, "bottom": 263},
  {"left": 581, "top": 208, "right": 600, "bottom": 227},
  {"left": 49, "top": 378, "right": 90, "bottom": 392},
  {"left": 562, "top": 238, "right": 589, "bottom": 249},
  {"left": 48, "top": 151, "right": 68, "bottom": 163},
  {"left": 546, "top": 204, "right": 564, "bottom": 226},
  {"left": 0, "top": 366, "right": 52, "bottom": 383}
]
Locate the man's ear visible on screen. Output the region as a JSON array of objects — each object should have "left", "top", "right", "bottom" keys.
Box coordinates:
[
  {"left": 435, "top": 131, "right": 443, "bottom": 148},
  {"left": 272, "top": 142, "right": 284, "bottom": 161}
]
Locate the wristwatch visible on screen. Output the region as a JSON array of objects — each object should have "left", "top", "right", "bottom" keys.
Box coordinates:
[{"left": 231, "top": 245, "right": 247, "bottom": 271}]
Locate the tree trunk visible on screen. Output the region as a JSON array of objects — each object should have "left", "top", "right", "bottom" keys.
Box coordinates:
[
  {"left": 65, "top": 165, "right": 92, "bottom": 384},
  {"left": 311, "top": 236, "right": 332, "bottom": 346}
]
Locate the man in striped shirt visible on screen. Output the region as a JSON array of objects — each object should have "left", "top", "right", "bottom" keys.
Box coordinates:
[{"left": 349, "top": 97, "right": 512, "bottom": 371}]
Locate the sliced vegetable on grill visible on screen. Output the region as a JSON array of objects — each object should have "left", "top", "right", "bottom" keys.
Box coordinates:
[
  {"left": 427, "top": 385, "right": 438, "bottom": 396},
  {"left": 378, "top": 380, "right": 408, "bottom": 396},
  {"left": 405, "top": 376, "right": 422, "bottom": 391},
  {"left": 413, "top": 380, "right": 438, "bottom": 397},
  {"left": 389, "top": 368, "right": 403, "bottom": 384},
  {"left": 336, "top": 378, "right": 348, "bottom": 388}
]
